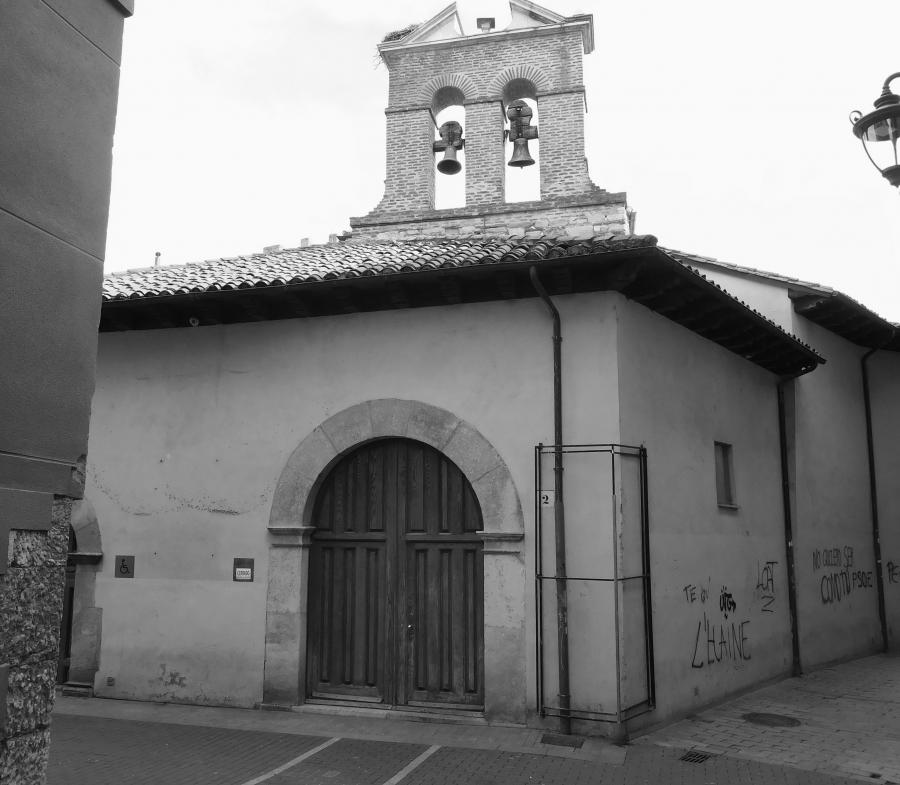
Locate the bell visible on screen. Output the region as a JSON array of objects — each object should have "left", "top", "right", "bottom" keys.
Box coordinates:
[
  {"left": 437, "top": 145, "right": 462, "bottom": 175},
  {"left": 508, "top": 137, "right": 535, "bottom": 168}
]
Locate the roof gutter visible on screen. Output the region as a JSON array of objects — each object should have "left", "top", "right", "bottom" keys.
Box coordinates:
[
  {"left": 529, "top": 266, "right": 572, "bottom": 736},
  {"left": 776, "top": 362, "right": 819, "bottom": 676}
]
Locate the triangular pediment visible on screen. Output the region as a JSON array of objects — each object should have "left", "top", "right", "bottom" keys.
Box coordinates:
[
  {"left": 380, "top": 1, "right": 592, "bottom": 55},
  {"left": 401, "top": 3, "right": 463, "bottom": 44},
  {"left": 506, "top": 0, "right": 568, "bottom": 29}
]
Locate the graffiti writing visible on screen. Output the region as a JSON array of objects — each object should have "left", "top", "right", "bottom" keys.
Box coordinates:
[
  {"left": 812, "top": 546, "right": 853, "bottom": 572},
  {"left": 887, "top": 561, "right": 899, "bottom": 585},
  {"left": 719, "top": 586, "right": 737, "bottom": 618},
  {"left": 685, "top": 576, "right": 752, "bottom": 669},
  {"left": 683, "top": 577, "right": 711, "bottom": 605},
  {"left": 691, "top": 612, "right": 751, "bottom": 668},
  {"left": 820, "top": 568, "right": 874, "bottom": 604},
  {"left": 812, "top": 545, "right": 873, "bottom": 604},
  {"left": 755, "top": 560, "right": 778, "bottom": 612}
]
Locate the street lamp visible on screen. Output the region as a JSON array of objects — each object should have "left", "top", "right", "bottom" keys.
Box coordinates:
[{"left": 850, "top": 73, "right": 900, "bottom": 188}]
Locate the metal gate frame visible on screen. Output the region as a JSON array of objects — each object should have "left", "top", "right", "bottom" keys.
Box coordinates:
[{"left": 534, "top": 443, "right": 656, "bottom": 724}]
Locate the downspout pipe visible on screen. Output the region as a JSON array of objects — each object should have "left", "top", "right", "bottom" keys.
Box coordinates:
[
  {"left": 529, "top": 266, "right": 571, "bottom": 735},
  {"left": 862, "top": 328, "right": 895, "bottom": 653},
  {"left": 777, "top": 365, "right": 817, "bottom": 677}
]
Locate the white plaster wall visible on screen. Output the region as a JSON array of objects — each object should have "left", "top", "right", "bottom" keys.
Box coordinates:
[
  {"left": 677, "top": 266, "right": 796, "bottom": 333},
  {"left": 85, "top": 292, "right": 623, "bottom": 709},
  {"left": 864, "top": 350, "right": 900, "bottom": 650},
  {"left": 790, "top": 322, "right": 881, "bottom": 667},
  {"left": 674, "top": 264, "right": 887, "bottom": 668},
  {"left": 616, "top": 298, "right": 792, "bottom": 729}
]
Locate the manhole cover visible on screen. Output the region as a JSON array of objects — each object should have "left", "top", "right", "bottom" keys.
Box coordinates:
[
  {"left": 680, "top": 750, "right": 714, "bottom": 763},
  {"left": 541, "top": 733, "right": 584, "bottom": 749},
  {"left": 742, "top": 712, "right": 801, "bottom": 727}
]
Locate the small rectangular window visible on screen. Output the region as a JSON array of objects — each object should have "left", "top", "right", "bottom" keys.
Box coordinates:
[{"left": 715, "top": 441, "right": 736, "bottom": 508}]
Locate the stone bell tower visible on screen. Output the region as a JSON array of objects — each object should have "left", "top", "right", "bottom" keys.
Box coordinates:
[{"left": 350, "top": 0, "right": 629, "bottom": 240}]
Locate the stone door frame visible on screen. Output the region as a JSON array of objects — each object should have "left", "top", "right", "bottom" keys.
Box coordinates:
[
  {"left": 65, "top": 498, "right": 104, "bottom": 689},
  {"left": 263, "top": 399, "right": 526, "bottom": 722}
]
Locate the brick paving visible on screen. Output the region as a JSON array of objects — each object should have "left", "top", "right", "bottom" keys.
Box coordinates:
[
  {"left": 48, "top": 713, "right": 863, "bottom": 785},
  {"left": 46, "top": 654, "right": 900, "bottom": 785},
  {"left": 46, "top": 715, "right": 328, "bottom": 785},
  {"left": 641, "top": 654, "right": 900, "bottom": 784},
  {"left": 264, "top": 739, "right": 428, "bottom": 785}
]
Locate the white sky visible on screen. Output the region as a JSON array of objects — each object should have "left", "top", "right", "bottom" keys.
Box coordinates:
[{"left": 106, "top": 1, "right": 900, "bottom": 320}]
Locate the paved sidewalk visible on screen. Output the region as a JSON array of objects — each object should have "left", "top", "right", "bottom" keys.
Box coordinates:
[
  {"left": 46, "top": 654, "right": 900, "bottom": 784},
  {"left": 47, "top": 711, "right": 860, "bottom": 785},
  {"left": 641, "top": 654, "right": 900, "bottom": 783}
]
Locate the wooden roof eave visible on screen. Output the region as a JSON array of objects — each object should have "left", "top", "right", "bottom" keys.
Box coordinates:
[{"left": 100, "top": 244, "right": 822, "bottom": 375}]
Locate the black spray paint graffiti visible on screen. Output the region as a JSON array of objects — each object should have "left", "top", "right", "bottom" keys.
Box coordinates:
[
  {"left": 684, "top": 579, "right": 750, "bottom": 668},
  {"left": 719, "top": 586, "right": 737, "bottom": 618},
  {"left": 887, "top": 561, "right": 899, "bottom": 585},
  {"left": 755, "top": 560, "right": 778, "bottom": 612},
  {"left": 691, "top": 613, "right": 751, "bottom": 668},
  {"left": 811, "top": 545, "right": 873, "bottom": 605},
  {"left": 811, "top": 546, "right": 854, "bottom": 571}
]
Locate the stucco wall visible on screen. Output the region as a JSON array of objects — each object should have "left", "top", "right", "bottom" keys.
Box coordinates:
[
  {"left": 85, "top": 293, "right": 623, "bottom": 712},
  {"left": 789, "top": 323, "right": 881, "bottom": 667},
  {"left": 868, "top": 351, "right": 900, "bottom": 650},
  {"left": 616, "top": 298, "right": 791, "bottom": 728},
  {"left": 689, "top": 264, "right": 888, "bottom": 668}
]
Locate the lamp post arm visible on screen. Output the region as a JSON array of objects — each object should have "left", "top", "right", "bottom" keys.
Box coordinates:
[{"left": 881, "top": 73, "right": 900, "bottom": 94}]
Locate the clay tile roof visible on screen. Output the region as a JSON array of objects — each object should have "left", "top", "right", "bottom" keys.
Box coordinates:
[
  {"left": 665, "top": 248, "right": 898, "bottom": 351},
  {"left": 101, "top": 234, "right": 824, "bottom": 375},
  {"left": 102, "top": 236, "right": 657, "bottom": 302}
]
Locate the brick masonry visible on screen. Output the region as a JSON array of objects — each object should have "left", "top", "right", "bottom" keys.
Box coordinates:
[{"left": 351, "top": 19, "right": 628, "bottom": 240}]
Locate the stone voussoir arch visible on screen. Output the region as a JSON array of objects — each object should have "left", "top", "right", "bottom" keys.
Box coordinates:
[
  {"left": 486, "top": 64, "right": 550, "bottom": 99},
  {"left": 71, "top": 498, "right": 102, "bottom": 555},
  {"left": 264, "top": 399, "right": 527, "bottom": 719},
  {"left": 268, "top": 398, "right": 523, "bottom": 537}
]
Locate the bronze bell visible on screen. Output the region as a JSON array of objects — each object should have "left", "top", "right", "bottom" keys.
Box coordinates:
[
  {"left": 508, "top": 137, "right": 535, "bottom": 167},
  {"left": 433, "top": 120, "right": 464, "bottom": 175},
  {"left": 506, "top": 99, "right": 538, "bottom": 168},
  {"left": 437, "top": 144, "right": 462, "bottom": 175}
]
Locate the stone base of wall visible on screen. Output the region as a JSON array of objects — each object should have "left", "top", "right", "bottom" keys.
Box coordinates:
[
  {"left": 350, "top": 191, "right": 629, "bottom": 241},
  {"left": 0, "top": 498, "right": 69, "bottom": 785},
  {"left": 0, "top": 728, "right": 51, "bottom": 785}
]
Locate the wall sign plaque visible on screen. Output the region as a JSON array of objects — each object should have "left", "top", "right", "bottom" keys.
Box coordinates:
[{"left": 233, "top": 558, "right": 254, "bottom": 582}]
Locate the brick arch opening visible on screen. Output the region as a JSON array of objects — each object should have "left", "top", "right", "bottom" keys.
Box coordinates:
[
  {"left": 417, "top": 73, "right": 478, "bottom": 109},
  {"left": 487, "top": 65, "right": 551, "bottom": 99},
  {"left": 503, "top": 77, "right": 538, "bottom": 104},
  {"left": 500, "top": 80, "right": 541, "bottom": 204},
  {"left": 264, "top": 400, "right": 527, "bottom": 722}
]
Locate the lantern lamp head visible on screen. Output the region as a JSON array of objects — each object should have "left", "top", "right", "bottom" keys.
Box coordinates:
[{"left": 851, "top": 72, "right": 900, "bottom": 188}]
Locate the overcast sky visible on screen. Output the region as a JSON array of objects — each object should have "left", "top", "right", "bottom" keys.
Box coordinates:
[{"left": 105, "top": 1, "right": 900, "bottom": 320}]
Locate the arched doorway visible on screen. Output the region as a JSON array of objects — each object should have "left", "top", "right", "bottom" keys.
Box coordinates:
[
  {"left": 56, "top": 525, "right": 77, "bottom": 683},
  {"left": 306, "top": 438, "right": 484, "bottom": 708}
]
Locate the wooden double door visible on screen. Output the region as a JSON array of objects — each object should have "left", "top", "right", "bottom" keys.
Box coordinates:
[{"left": 307, "top": 438, "right": 484, "bottom": 709}]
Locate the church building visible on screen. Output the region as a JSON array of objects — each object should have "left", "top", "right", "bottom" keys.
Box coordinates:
[{"left": 63, "top": 1, "right": 900, "bottom": 738}]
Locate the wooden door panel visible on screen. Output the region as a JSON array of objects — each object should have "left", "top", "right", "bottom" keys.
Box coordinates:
[
  {"left": 308, "top": 543, "right": 385, "bottom": 700},
  {"left": 406, "top": 542, "right": 483, "bottom": 706},
  {"left": 308, "top": 439, "right": 483, "bottom": 708}
]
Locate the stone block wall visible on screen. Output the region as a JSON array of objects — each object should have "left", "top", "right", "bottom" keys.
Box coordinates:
[
  {"left": 0, "top": 501, "right": 69, "bottom": 784},
  {"left": 352, "top": 192, "right": 629, "bottom": 240}
]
